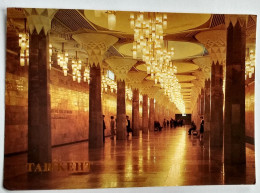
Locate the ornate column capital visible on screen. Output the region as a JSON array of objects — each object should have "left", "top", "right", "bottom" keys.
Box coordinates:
[
  {"left": 127, "top": 71, "right": 147, "bottom": 89},
  {"left": 225, "top": 15, "right": 248, "bottom": 28},
  {"left": 193, "top": 56, "right": 211, "bottom": 80},
  {"left": 73, "top": 33, "right": 118, "bottom": 68},
  {"left": 195, "top": 30, "right": 226, "bottom": 65},
  {"left": 105, "top": 57, "right": 137, "bottom": 82},
  {"left": 24, "top": 8, "right": 57, "bottom": 35},
  {"left": 145, "top": 86, "right": 160, "bottom": 99},
  {"left": 137, "top": 80, "right": 155, "bottom": 95}
]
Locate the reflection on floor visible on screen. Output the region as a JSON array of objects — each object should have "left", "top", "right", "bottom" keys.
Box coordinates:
[{"left": 4, "top": 126, "right": 255, "bottom": 190}]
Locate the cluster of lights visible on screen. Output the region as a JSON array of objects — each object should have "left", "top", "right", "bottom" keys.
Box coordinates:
[
  {"left": 83, "top": 64, "right": 90, "bottom": 84},
  {"left": 130, "top": 12, "right": 167, "bottom": 61},
  {"left": 101, "top": 74, "right": 117, "bottom": 93},
  {"left": 139, "top": 94, "right": 143, "bottom": 103},
  {"left": 72, "top": 52, "right": 82, "bottom": 83},
  {"left": 49, "top": 44, "right": 53, "bottom": 69},
  {"left": 125, "top": 85, "right": 133, "bottom": 100},
  {"left": 245, "top": 49, "right": 255, "bottom": 80},
  {"left": 19, "top": 33, "right": 53, "bottom": 69},
  {"left": 130, "top": 12, "right": 185, "bottom": 113},
  {"left": 57, "top": 44, "right": 69, "bottom": 76},
  {"left": 94, "top": 10, "right": 116, "bottom": 30},
  {"left": 159, "top": 72, "right": 185, "bottom": 114},
  {"left": 18, "top": 33, "right": 29, "bottom": 66}
]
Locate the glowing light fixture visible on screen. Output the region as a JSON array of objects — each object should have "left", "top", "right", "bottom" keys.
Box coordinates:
[
  {"left": 129, "top": 12, "right": 185, "bottom": 114},
  {"left": 49, "top": 44, "right": 53, "bottom": 69},
  {"left": 83, "top": 58, "right": 90, "bottom": 84},
  {"left": 57, "top": 43, "right": 69, "bottom": 76},
  {"left": 72, "top": 51, "right": 82, "bottom": 83},
  {"left": 245, "top": 48, "right": 255, "bottom": 80},
  {"left": 18, "top": 33, "right": 29, "bottom": 66},
  {"left": 107, "top": 11, "right": 116, "bottom": 30}
]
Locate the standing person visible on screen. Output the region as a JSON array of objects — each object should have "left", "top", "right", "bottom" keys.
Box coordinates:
[
  {"left": 126, "top": 116, "right": 132, "bottom": 136},
  {"left": 110, "top": 116, "right": 115, "bottom": 139},
  {"left": 199, "top": 116, "right": 204, "bottom": 140},
  {"left": 170, "top": 118, "right": 173, "bottom": 128},
  {"left": 163, "top": 119, "right": 167, "bottom": 128},
  {"left": 167, "top": 120, "right": 169, "bottom": 127},
  {"left": 103, "top": 115, "right": 106, "bottom": 142}
]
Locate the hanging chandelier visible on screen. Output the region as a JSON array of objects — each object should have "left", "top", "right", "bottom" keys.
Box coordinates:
[
  {"left": 49, "top": 44, "right": 53, "bottom": 69},
  {"left": 19, "top": 33, "right": 53, "bottom": 68},
  {"left": 130, "top": 12, "right": 167, "bottom": 61},
  {"left": 83, "top": 58, "right": 90, "bottom": 84},
  {"left": 245, "top": 48, "right": 255, "bottom": 80},
  {"left": 130, "top": 12, "right": 185, "bottom": 114},
  {"left": 125, "top": 85, "right": 133, "bottom": 100},
  {"left": 19, "top": 33, "right": 29, "bottom": 66},
  {"left": 72, "top": 51, "right": 82, "bottom": 83},
  {"left": 101, "top": 70, "right": 117, "bottom": 93},
  {"left": 57, "top": 43, "right": 69, "bottom": 76},
  {"left": 107, "top": 11, "right": 116, "bottom": 30}
]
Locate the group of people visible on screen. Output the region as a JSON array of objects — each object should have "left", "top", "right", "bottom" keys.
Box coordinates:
[
  {"left": 188, "top": 116, "right": 204, "bottom": 139},
  {"left": 103, "top": 115, "right": 132, "bottom": 141},
  {"left": 161, "top": 118, "right": 185, "bottom": 129}
]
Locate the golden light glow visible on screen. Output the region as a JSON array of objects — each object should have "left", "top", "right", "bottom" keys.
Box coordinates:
[
  {"left": 83, "top": 59, "right": 90, "bottom": 84},
  {"left": 129, "top": 12, "right": 185, "bottom": 114},
  {"left": 49, "top": 44, "right": 53, "bottom": 69},
  {"left": 71, "top": 52, "right": 82, "bottom": 83},
  {"left": 18, "top": 33, "right": 29, "bottom": 66},
  {"left": 245, "top": 49, "right": 255, "bottom": 79},
  {"left": 107, "top": 11, "right": 116, "bottom": 30},
  {"left": 101, "top": 72, "right": 117, "bottom": 93},
  {"left": 57, "top": 43, "right": 69, "bottom": 76},
  {"left": 125, "top": 85, "right": 133, "bottom": 100}
]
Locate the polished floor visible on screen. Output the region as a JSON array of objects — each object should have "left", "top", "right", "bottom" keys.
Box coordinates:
[{"left": 4, "top": 126, "right": 255, "bottom": 190}]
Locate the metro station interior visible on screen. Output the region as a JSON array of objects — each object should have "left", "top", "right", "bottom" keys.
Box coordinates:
[{"left": 4, "top": 8, "right": 256, "bottom": 189}]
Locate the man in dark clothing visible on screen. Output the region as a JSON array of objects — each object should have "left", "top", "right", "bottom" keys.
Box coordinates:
[
  {"left": 103, "top": 115, "right": 106, "bottom": 142},
  {"left": 126, "top": 116, "right": 132, "bottom": 136},
  {"left": 200, "top": 116, "right": 204, "bottom": 139},
  {"left": 188, "top": 121, "right": 196, "bottom": 135}
]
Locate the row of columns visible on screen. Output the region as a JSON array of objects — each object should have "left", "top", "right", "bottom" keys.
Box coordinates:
[
  {"left": 195, "top": 15, "right": 247, "bottom": 164},
  {"left": 25, "top": 10, "right": 247, "bottom": 166}
]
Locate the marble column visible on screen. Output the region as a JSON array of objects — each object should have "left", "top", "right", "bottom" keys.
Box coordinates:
[
  {"left": 204, "top": 79, "right": 211, "bottom": 131},
  {"left": 132, "top": 89, "right": 139, "bottom": 136},
  {"left": 89, "top": 65, "right": 103, "bottom": 147},
  {"left": 196, "top": 30, "right": 226, "bottom": 149},
  {"left": 105, "top": 57, "right": 137, "bottom": 140},
  {"left": 25, "top": 8, "right": 57, "bottom": 164},
  {"left": 142, "top": 94, "right": 149, "bottom": 134},
  {"left": 210, "top": 62, "right": 224, "bottom": 147},
  {"left": 224, "top": 16, "right": 247, "bottom": 164},
  {"left": 28, "top": 29, "right": 51, "bottom": 164},
  {"left": 127, "top": 72, "right": 147, "bottom": 137},
  {"left": 149, "top": 98, "right": 155, "bottom": 131},
  {"left": 116, "top": 80, "right": 126, "bottom": 139},
  {"left": 73, "top": 33, "right": 118, "bottom": 147}
]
